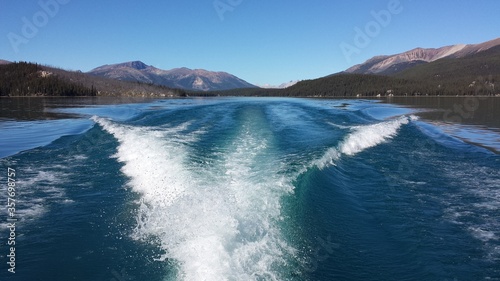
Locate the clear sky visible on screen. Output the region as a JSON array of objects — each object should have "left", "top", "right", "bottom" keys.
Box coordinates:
[{"left": 1, "top": 0, "right": 499, "bottom": 86}]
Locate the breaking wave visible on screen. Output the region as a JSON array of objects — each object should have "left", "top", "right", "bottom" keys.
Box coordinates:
[{"left": 313, "top": 116, "right": 414, "bottom": 169}]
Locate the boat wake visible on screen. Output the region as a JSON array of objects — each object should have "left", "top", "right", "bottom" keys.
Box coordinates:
[{"left": 94, "top": 111, "right": 298, "bottom": 280}]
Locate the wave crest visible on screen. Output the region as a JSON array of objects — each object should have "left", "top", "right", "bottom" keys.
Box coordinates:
[{"left": 314, "top": 116, "right": 412, "bottom": 169}]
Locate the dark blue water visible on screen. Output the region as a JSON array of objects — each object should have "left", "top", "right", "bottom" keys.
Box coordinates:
[{"left": 1, "top": 98, "right": 499, "bottom": 281}]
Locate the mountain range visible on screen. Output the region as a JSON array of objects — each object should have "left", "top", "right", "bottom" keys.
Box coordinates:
[
  {"left": 88, "top": 61, "right": 257, "bottom": 91},
  {"left": 278, "top": 38, "right": 500, "bottom": 98},
  {"left": 345, "top": 38, "right": 500, "bottom": 75},
  {"left": 86, "top": 37, "right": 500, "bottom": 93},
  {"left": 2, "top": 37, "right": 500, "bottom": 97}
]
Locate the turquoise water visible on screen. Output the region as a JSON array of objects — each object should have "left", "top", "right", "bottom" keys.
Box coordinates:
[{"left": 1, "top": 98, "right": 499, "bottom": 280}]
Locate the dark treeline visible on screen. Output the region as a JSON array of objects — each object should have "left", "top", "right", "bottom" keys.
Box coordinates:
[
  {"left": 282, "top": 73, "right": 497, "bottom": 98},
  {"left": 206, "top": 75, "right": 421, "bottom": 97},
  {"left": 284, "top": 74, "right": 419, "bottom": 97},
  {"left": 201, "top": 87, "right": 281, "bottom": 97},
  {"left": 207, "top": 72, "right": 497, "bottom": 98},
  {"left": 0, "top": 62, "right": 97, "bottom": 96}
]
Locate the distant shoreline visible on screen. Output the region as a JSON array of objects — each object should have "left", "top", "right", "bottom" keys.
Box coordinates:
[
  {"left": 2, "top": 95, "right": 499, "bottom": 98},
  {"left": 1, "top": 96, "right": 499, "bottom": 129}
]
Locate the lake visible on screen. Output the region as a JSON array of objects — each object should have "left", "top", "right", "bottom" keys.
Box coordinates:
[{"left": 1, "top": 97, "right": 499, "bottom": 280}]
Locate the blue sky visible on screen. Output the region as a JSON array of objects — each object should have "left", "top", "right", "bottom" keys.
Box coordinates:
[{"left": 1, "top": 0, "right": 499, "bottom": 86}]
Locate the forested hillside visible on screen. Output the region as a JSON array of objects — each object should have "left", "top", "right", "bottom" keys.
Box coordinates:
[
  {"left": 0, "top": 62, "right": 97, "bottom": 96},
  {"left": 270, "top": 46, "right": 500, "bottom": 98},
  {"left": 393, "top": 45, "right": 500, "bottom": 96},
  {"left": 0, "top": 62, "right": 186, "bottom": 97}
]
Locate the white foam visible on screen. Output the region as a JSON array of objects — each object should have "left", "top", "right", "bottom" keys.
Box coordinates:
[
  {"left": 95, "top": 115, "right": 296, "bottom": 280},
  {"left": 93, "top": 117, "right": 192, "bottom": 205},
  {"left": 441, "top": 163, "right": 500, "bottom": 261},
  {"left": 326, "top": 121, "right": 351, "bottom": 130},
  {"left": 468, "top": 227, "right": 498, "bottom": 242},
  {"left": 341, "top": 117, "right": 409, "bottom": 155},
  {"left": 314, "top": 116, "right": 410, "bottom": 169},
  {"left": 20, "top": 170, "right": 64, "bottom": 186},
  {"left": 16, "top": 204, "right": 46, "bottom": 219},
  {"left": 0, "top": 168, "right": 69, "bottom": 230},
  {"left": 314, "top": 147, "right": 342, "bottom": 170}
]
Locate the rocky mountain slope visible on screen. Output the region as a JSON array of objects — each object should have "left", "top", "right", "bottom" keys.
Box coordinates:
[
  {"left": 88, "top": 61, "right": 257, "bottom": 91},
  {"left": 268, "top": 41, "right": 500, "bottom": 98},
  {"left": 345, "top": 38, "right": 500, "bottom": 75}
]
